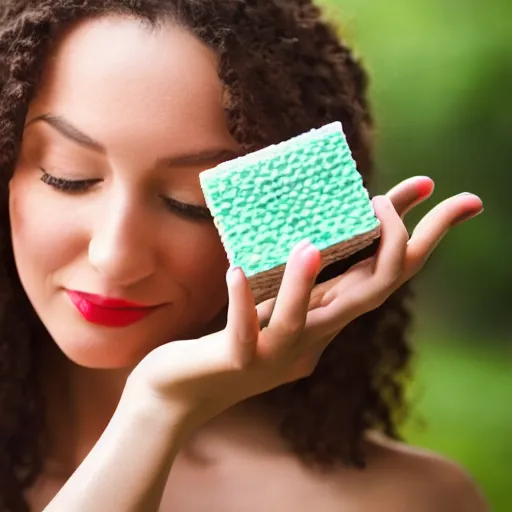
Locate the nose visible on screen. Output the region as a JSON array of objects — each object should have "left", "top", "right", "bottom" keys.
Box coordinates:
[{"left": 88, "top": 192, "right": 156, "bottom": 287}]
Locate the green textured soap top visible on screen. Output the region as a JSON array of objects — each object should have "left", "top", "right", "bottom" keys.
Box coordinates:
[{"left": 199, "top": 121, "right": 380, "bottom": 277}]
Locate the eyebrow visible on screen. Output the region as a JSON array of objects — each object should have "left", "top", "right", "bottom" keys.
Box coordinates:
[{"left": 25, "top": 114, "right": 243, "bottom": 168}]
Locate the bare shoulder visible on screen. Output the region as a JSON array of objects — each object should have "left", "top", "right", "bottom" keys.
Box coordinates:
[{"left": 359, "top": 431, "right": 490, "bottom": 512}]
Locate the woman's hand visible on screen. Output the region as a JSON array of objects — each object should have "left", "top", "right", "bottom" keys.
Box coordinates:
[
  {"left": 129, "top": 176, "right": 483, "bottom": 429},
  {"left": 255, "top": 176, "right": 484, "bottom": 372}
]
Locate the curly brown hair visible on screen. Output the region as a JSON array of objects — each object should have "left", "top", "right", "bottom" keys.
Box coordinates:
[{"left": 0, "top": 1, "right": 414, "bottom": 510}]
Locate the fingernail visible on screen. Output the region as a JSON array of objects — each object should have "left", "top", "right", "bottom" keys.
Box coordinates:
[
  {"left": 374, "top": 195, "right": 393, "bottom": 210},
  {"left": 451, "top": 207, "right": 484, "bottom": 227},
  {"left": 371, "top": 195, "right": 384, "bottom": 206},
  {"left": 295, "top": 239, "right": 312, "bottom": 252},
  {"left": 416, "top": 178, "right": 434, "bottom": 198},
  {"left": 227, "top": 266, "right": 241, "bottom": 283}
]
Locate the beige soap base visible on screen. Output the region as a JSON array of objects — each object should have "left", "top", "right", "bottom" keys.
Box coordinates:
[{"left": 247, "top": 225, "right": 381, "bottom": 305}]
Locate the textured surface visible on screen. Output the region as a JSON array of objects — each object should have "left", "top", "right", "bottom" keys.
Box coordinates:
[{"left": 199, "top": 121, "right": 380, "bottom": 279}]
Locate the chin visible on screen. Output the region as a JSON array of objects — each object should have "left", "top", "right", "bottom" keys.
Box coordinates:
[{"left": 50, "top": 329, "right": 159, "bottom": 369}]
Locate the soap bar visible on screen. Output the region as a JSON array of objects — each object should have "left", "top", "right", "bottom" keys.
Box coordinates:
[{"left": 199, "top": 121, "right": 381, "bottom": 304}]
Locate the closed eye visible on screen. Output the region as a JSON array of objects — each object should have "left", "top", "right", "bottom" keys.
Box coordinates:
[
  {"left": 40, "top": 169, "right": 213, "bottom": 221},
  {"left": 160, "top": 195, "right": 212, "bottom": 221},
  {"left": 40, "top": 168, "right": 100, "bottom": 192}
]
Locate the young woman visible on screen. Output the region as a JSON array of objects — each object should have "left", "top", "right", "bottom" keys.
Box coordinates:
[{"left": 0, "top": 1, "right": 487, "bottom": 510}]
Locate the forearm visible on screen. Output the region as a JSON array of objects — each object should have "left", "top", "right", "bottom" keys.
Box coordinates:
[{"left": 44, "top": 381, "right": 192, "bottom": 512}]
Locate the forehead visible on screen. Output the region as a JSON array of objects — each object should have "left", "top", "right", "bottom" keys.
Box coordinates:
[{"left": 27, "top": 15, "right": 231, "bottom": 149}]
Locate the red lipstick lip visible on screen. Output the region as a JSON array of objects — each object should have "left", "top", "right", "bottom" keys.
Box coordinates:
[
  {"left": 66, "top": 290, "right": 162, "bottom": 328},
  {"left": 68, "top": 291, "right": 154, "bottom": 309}
]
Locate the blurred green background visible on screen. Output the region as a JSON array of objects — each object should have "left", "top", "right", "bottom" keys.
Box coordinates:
[{"left": 319, "top": 0, "right": 512, "bottom": 510}]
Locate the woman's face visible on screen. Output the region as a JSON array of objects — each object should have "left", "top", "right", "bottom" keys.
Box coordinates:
[{"left": 9, "top": 16, "right": 240, "bottom": 368}]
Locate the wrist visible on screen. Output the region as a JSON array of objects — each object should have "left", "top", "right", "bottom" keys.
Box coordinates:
[
  {"left": 45, "top": 375, "right": 197, "bottom": 511},
  {"left": 121, "top": 373, "right": 199, "bottom": 448}
]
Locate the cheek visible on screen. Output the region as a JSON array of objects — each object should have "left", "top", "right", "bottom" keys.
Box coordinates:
[
  {"left": 9, "top": 172, "right": 84, "bottom": 294},
  {"left": 167, "top": 225, "right": 230, "bottom": 304}
]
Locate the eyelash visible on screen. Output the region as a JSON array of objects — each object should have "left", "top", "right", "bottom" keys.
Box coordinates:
[
  {"left": 40, "top": 170, "right": 101, "bottom": 192},
  {"left": 39, "top": 169, "right": 212, "bottom": 221}
]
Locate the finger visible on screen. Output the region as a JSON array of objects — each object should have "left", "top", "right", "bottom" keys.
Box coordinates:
[
  {"left": 265, "top": 239, "right": 321, "bottom": 352},
  {"left": 386, "top": 176, "right": 435, "bottom": 218},
  {"left": 305, "top": 195, "right": 408, "bottom": 335},
  {"left": 256, "top": 297, "right": 275, "bottom": 329},
  {"left": 401, "top": 192, "right": 484, "bottom": 282},
  {"left": 256, "top": 274, "right": 326, "bottom": 329},
  {"left": 225, "top": 266, "right": 260, "bottom": 368},
  {"left": 364, "top": 195, "right": 409, "bottom": 299}
]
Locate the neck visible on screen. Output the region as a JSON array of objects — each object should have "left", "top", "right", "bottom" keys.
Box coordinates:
[
  {"left": 40, "top": 338, "right": 285, "bottom": 478},
  {"left": 40, "top": 338, "right": 133, "bottom": 474}
]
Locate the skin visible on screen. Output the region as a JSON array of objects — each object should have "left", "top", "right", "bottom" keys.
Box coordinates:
[{"left": 8, "top": 15, "right": 487, "bottom": 512}]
